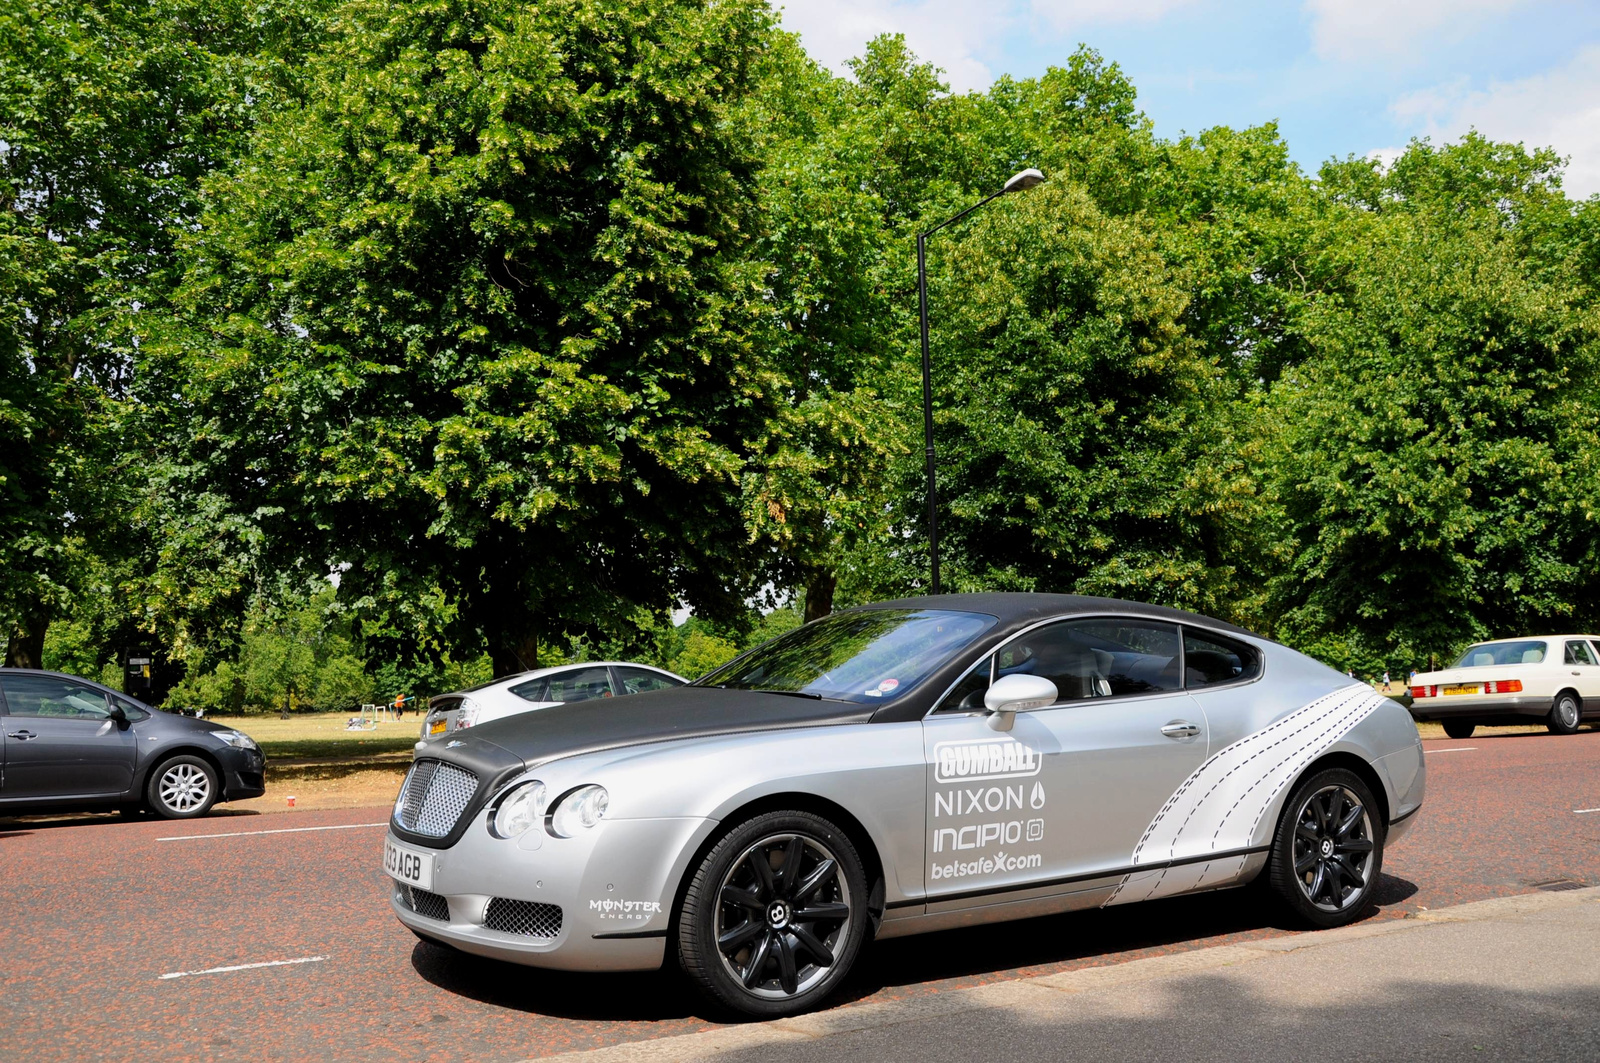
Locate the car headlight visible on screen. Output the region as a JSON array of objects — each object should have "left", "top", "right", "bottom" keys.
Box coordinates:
[
  {"left": 208, "top": 729, "right": 259, "bottom": 752},
  {"left": 491, "top": 781, "right": 547, "bottom": 839},
  {"left": 547, "top": 785, "right": 609, "bottom": 838}
]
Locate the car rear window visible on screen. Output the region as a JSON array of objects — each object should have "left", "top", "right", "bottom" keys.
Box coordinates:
[{"left": 1452, "top": 640, "right": 1547, "bottom": 667}]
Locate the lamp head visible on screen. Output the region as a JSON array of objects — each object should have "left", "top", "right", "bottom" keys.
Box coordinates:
[{"left": 1002, "top": 168, "right": 1046, "bottom": 194}]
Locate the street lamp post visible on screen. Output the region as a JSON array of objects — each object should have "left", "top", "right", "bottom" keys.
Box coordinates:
[{"left": 917, "top": 167, "right": 1045, "bottom": 595}]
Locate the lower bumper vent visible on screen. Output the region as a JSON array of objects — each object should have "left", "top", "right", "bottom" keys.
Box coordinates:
[
  {"left": 402, "top": 885, "right": 451, "bottom": 922},
  {"left": 484, "top": 897, "right": 563, "bottom": 939}
]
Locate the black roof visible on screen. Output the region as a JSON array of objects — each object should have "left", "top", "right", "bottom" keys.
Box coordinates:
[{"left": 854, "top": 593, "right": 1259, "bottom": 639}]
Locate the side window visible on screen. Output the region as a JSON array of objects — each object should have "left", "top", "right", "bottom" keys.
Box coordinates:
[
  {"left": 935, "top": 655, "right": 994, "bottom": 713},
  {"left": 993, "top": 618, "right": 1181, "bottom": 703},
  {"left": 613, "top": 667, "right": 683, "bottom": 695},
  {"left": 112, "top": 695, "right": 151, "bottom": 722},
  {"left": 541, "top": 667, "right": 615, "bottom": 704},
  {"left": 1565, "top": 641, "right": 1598, "bottom": 666},
  {"left": 1183, "top": 629, "right": 1262, "bottom": 688},
  {"left": 0, "top": 675, "right": 113, "bottom": 720},
  {"left": 507, "top": 678, "right": 549, "bottom": 703}
]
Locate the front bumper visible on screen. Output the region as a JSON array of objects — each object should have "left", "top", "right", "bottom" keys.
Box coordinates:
[
  {"left": 385, "top": 815, "right": 716, "bottom": 972},
  {"left": 221, "top": 749, "right": 267, "bottom": 800},
  {"left": 1408, "top": 695, "right": 1548, "bottom": 720}
]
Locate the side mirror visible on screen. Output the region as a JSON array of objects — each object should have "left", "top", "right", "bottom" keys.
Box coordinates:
[
  {"left": 106, "top": 704, "right": 128, "bottom": 726},
  {"left": 983, "top": 674, "right": 1058, "bottom": 732}
]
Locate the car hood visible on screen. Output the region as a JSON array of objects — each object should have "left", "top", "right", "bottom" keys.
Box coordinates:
[{"left": 415, "top": 686, "right": 874, "bottom": 768}]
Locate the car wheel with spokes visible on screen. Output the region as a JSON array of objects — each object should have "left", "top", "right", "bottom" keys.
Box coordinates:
[
  {"left": 678, "top": 810, "right": 868, "bottom": 1017},
  {"left": 1268, "top": 768, "right": 1384, "bottom": 928},
  {"left": 146, "top": 755, "right": 220, "bottom": 819},
  {"left": 1548, "top": 692, "right": 1582, "bottom": 735}
]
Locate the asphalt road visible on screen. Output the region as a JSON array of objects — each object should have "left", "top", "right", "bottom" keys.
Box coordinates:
[{"left": 3, "top": 728, "right": 1598, "bottom": 1063}]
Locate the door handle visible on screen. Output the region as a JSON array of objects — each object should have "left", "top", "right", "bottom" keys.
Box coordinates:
[
  {"left": 1160, "top": 721, "right": 1201, "bottom": 739},
  {"left": 7, "top": 730, "right": 38, "bottom": 741}
]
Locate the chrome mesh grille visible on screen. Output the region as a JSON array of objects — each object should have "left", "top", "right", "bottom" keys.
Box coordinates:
[
  {"left": 402, "top": 885, "right": 451, "bottom": 922},
  {"left": 395, "top": 759, "right": 478, "bottom": 838},
  {"left": 483, "top": 897, "right": 563, "bottom": 939}
]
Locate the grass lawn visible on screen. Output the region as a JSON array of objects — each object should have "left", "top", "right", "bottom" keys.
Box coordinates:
[{"left": 206, "top": 711, "right": 423, "bottom": 761}]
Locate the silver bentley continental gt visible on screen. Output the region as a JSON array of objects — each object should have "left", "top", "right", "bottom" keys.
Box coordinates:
[{"left": 383, "top": 594, "right": 1425, "bottom": 1016}]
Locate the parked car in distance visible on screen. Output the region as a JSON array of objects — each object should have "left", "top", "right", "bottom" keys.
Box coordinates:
[
  {"left": 1408, "top": 635, "right": 1600, "bottom": 738},
  {"left": 0, "top": 668, "right": 266, "bottom": 818},
  {"left": 418, "top": 662, "right": 686, "bottom": 739}
]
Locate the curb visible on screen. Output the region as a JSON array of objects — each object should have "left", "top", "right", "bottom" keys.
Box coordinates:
[{"left": 525, "top": 886, "right": 1600, "bottom": 1063}]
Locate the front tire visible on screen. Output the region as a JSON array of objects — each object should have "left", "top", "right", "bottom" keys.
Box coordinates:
[
  {"left": 677, "top": 811, "right": 868, "bottom": 1018},
  {"left": 1442, "top": 719, "right": 1476, "bottom": 740},
  {"left": 1548, "top": 692, "right": 1582, "bottom": 735},
  {"left": 1267, "top": 768, "right": 1384, "bottom": 929},
  {"left": 146, "top": 755, "right": 220, "bottom": 819}
]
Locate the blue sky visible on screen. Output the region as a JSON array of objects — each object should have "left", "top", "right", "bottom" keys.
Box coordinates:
[{"left": 779, "top": 0, "right": 1600, "bottom": 197}]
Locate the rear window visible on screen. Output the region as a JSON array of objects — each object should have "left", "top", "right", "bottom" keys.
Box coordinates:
[
  {"left": 1183, "top": 629, "right": 1261, "bottom": 688},
  {"left": 1452, "top": 641, "right": 1547, "bottom": 667}
]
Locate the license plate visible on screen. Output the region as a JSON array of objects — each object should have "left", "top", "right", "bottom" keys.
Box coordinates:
[
  {"left": 429, "top": 719, "right": 446, "bottom": 735},
  {"left": 384, "top": 838, "right": 433, "bottom": 891},
  {"left": 1443, "top": 683, "right": 1481, "bottom": 696}
]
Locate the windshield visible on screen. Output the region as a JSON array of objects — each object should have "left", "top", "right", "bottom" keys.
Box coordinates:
[
  {"left": 1452, "top": 640, "right": 1547, "bottom": 667},
  {"left": 700, "top": 608, "right": 997, "bottom": 704}
]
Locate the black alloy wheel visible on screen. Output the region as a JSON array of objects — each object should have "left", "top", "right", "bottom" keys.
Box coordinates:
[
  {"left": 678, "top": 811, "right": 868, "bottom": 1017},
  {"left": 1442, "top": 719, "right": 1476, "bottom": 740},
  {"left": 1548, "top": 692, "right": 1583, "bottom": 735},
  {"left": 1268, "top": 768, "right": 1384, "bottom": 928}
]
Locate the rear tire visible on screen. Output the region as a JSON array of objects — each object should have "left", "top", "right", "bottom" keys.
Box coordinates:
[
  {"left": 677, "top": 810, "right": 868, "bottom": 1018},
  {"left": 146, "top": 755, "right": 220, "bottom": 819},
  {"left": 1548, "top": 692, "right": 1582, "bottom": 735},
  {"left": 1267, "top": 768, "right": 1385, "bottom": 929},
  {"left": 1442, "top": 720, "right": 1476, "bottom": 740}
]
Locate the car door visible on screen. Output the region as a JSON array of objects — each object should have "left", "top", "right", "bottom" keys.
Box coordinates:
[
  {"left": 0, "top": 674, "right": 139, "bottom": 799},
  {"left": 923, "top": 616, "right": 1209, "bottom": 903},
  {"left": 1562, "top": 640, "right": 1600, "bottom": 699}
]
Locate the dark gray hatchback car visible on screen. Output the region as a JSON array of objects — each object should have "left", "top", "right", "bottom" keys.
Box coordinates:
[{"left": 0, "top": 669, "right": 266, "bottom": 819}]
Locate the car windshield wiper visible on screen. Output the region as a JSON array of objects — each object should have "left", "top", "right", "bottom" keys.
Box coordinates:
[{"left": 749, "top": 688, "right": 823, "bottom": 700}]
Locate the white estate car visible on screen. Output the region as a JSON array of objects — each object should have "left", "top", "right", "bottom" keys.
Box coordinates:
[
  {"left": 1408, "top": 635, "right": 1600, "bottom": 739},
  {"left": 420, "top": 662, "right": 687, "bottom": 738}
]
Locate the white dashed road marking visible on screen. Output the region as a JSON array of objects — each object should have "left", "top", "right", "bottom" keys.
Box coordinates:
[
  {"left": 1574, "top": 807, "right": 1600, "bottom": 815},
  {"left": 156, "top": 822, "right": 387, "bottom": 842},
  {"left": 159, "top": 956, "right": 328, "bottom": 980},
  {"left": 1424, "top": 747, "right": 1477, "bottom": 754}
]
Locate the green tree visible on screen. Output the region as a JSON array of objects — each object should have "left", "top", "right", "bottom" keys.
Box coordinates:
[
  {"left": 163, "top": 0, "right": 780, "bottom": 676},
  {"left": 1261, "top": 139, "right": 1600, "bottom": 672},
  {"left": 1, "top": 0, "right": 327, "bottom": 665}
]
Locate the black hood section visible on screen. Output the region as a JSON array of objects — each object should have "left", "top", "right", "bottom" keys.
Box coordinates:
[{"left": 441, "top": 686, "right": 873, "bottom": 767}]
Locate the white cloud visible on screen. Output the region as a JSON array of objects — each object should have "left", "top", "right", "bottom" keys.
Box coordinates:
[
  {"left": 1365, "top": 145, "right": 1404, "bottom": 170},
  {"left": 1389, "top": 44, "right": 1600, "bottom": 198},
  {"left": 775, "top": 0, "right": 1009, "bottom": 92},
  {"left": 774, "top": 0, "right": 1201, "bottom": 94},
  {"left": 1305, "top": 0, "right": 1527, "bottom": 63}
]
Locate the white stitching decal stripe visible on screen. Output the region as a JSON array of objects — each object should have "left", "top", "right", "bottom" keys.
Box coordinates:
[{"left": 1104, "top": 683, "right": 1388, "bottom": 906}]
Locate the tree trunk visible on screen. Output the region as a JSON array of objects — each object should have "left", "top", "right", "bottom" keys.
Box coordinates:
[
  {"left": 803, "top": 569, "right": 836, "bottom": 623},
  {"left": 5, "top": 610, "right": 49, "bottom": 668},
  {"left": 492, "top": 631, "right": 540, "bottom": 678}
]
